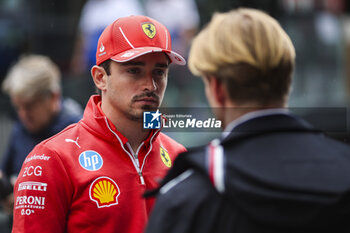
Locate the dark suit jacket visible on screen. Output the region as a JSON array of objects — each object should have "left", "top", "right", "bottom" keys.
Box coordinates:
[{"left": 145, "top": 113, "right": 350, "bottom": 233}]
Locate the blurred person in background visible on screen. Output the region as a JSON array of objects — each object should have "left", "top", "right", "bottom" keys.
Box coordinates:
[
  {"left": 70, "top": 0, "right": 144, "bottom": 75},
  {"left": 0, "top": 54, "right": 82, "bottom": 218},
  {"left": 145, "top": 8, "right": 350, "bottom": 233},
  {"left": 12, "top": 15, "right": 186, "bottom": 233}
]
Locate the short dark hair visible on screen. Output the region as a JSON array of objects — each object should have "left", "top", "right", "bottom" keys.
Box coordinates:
[{"left": 99, "top": 59, "right": 111, "bottom": 75}]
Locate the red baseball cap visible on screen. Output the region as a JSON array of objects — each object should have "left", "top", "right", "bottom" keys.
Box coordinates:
[{"left": 95, "top": 15, "right": 186, "bottom": 66}]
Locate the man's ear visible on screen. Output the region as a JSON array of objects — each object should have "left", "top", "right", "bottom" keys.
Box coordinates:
[
  {"left": 208, "top": 76, "right": 227, "bottom": 107},
  {"left": 91, "top": 65, "right": 108, "bottom": 92}
]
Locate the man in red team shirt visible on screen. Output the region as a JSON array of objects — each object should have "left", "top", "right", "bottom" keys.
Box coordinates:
[{"left": 12, "top": 15, "right": 186, "bottom": 233}]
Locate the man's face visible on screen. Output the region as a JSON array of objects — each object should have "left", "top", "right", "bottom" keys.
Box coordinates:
[
  {"left": 11, "top": 94, "right": 58, "bottom": 134},
  {"left": 102, "top": 52, "right": 169, "bottom": 121}
]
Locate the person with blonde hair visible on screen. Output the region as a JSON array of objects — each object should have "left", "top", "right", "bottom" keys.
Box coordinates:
[
  {"left": 0, "top": 54, "right": 82, "bottom": 217},
  {"left": 145, "top": 8, "right": 350, "bottom": 233}
]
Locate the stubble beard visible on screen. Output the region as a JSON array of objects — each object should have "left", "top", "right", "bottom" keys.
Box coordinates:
[
  {"left": 128, "top": 92, "right": 161, "bottom": 121},
  {"left": 127, "top": 104, "right": 159, "bottom": 122}
]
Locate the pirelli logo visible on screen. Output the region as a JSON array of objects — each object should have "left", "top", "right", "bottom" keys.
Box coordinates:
[{"left": 18, "top": 182, "right": 47, "bottom": 192}]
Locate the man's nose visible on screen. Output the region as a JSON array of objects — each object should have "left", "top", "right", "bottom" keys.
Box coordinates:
[{"left": 143, "top": 74, "right": 157, "bottom": 92}]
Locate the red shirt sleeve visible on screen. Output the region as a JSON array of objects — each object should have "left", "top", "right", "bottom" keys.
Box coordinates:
[{"left": 12, "top": 144, "right": 73, "bottom": 233}]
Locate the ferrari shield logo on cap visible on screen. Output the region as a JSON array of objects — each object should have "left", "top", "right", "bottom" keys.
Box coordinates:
[
  {"left": 160, "top": 147, "right": 171, "bottom": 168},
  {"left": 142, "top": 23, "right": 156, "bottom": 39}
]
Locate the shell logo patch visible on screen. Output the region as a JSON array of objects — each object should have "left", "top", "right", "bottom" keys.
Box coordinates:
[
  {"left": 160, "top": 147, "right": 171, "bottom": 168},
  {"left": 142, "top": 23, "right": 156, "bottom": 39},
  {"left": 89, "top": 176, "right": 120, "bottom": 208}
]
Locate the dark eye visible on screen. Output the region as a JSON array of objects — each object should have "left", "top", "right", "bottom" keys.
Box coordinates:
[
  {"left": 153, "top": 69, "right": 165, "bottom": 77},
  {"left": 127, "top": 68, "right": 141, "bottom": 74}
]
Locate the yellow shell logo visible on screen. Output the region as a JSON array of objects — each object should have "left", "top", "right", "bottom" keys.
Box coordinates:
[
  {"left": 160, "top": 147, "right": 171, "bottom": 168},
  {"left": 89, "top": 177, "right": 120, "bottom": 208},
  {"left": 142, "top": 23, "right": 156, "bottom": 39}
]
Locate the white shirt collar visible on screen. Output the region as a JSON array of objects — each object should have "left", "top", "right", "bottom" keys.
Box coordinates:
[{"left": 222, "top": 108, "right": 289, "bottom": 139}]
